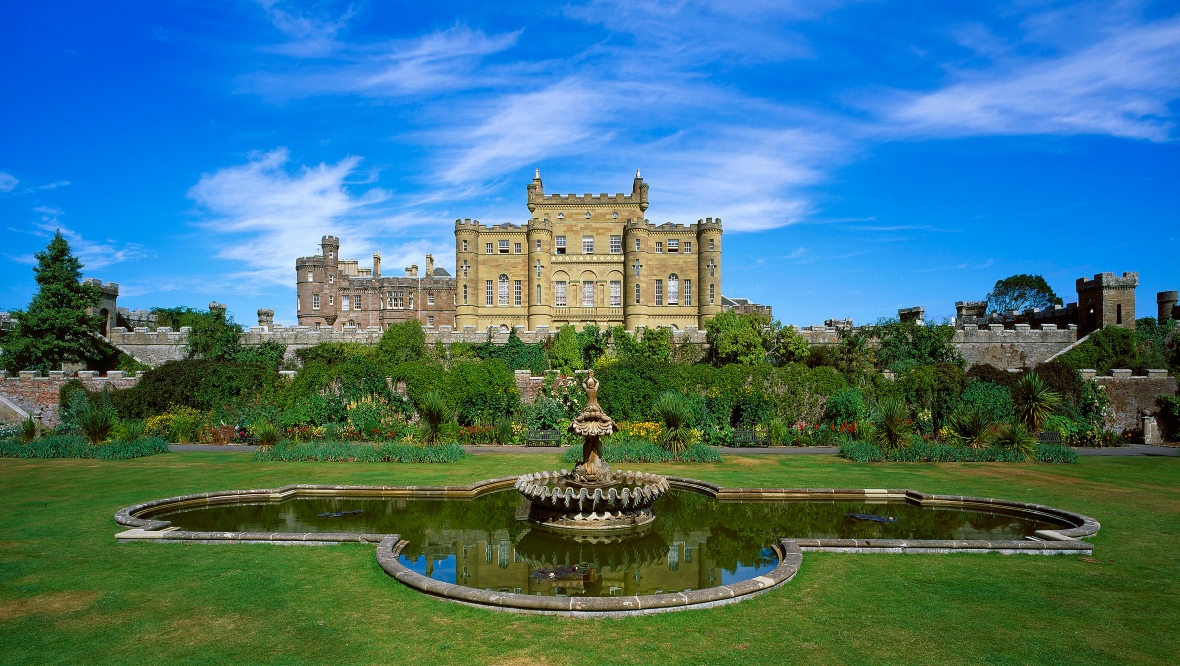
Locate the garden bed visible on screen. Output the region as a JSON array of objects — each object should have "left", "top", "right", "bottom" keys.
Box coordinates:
[
  {"left": 252, "top": 440, "right": 465, "bottom": 463},
  {"left": 0, "top": 435, "right": 169, "bottom": 460},
  {"left": 838, "top": 440, "right": 1078, "bottom": 463}
]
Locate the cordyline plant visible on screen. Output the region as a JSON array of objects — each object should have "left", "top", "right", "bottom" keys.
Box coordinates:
[
  {"left": 871, "top": 398, "right": 912, "bottom": 452},
  {"left": 993, "top": 421, "right": 1037, "bottom": 459},
  {"left": 653, "top": 391, "right": 696, "bottom": 454},
  {"left": 416, "top": 391, "right": 453, "bottom": 446},
  {"left": 946, "top": 404, "right": 996, "bottom": 449},
  {"left": 1013, "top": 372, "right": 1061, "bottom": 432}
]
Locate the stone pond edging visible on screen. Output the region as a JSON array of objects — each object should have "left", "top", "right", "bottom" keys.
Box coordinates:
[{"left": 113, "top": 476, "right": 1100, "bottom": 616}]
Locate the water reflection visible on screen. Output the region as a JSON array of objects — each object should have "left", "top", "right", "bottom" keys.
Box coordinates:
[{"left": 148, "top": 489, "right": 1060, "bottom": 597}]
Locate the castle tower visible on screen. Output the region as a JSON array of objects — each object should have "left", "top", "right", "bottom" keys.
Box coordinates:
[
  {"left": 527, "top": 215, "right": 553, "bottom": 330},
  {"left": 454, "top": 219, "right": 479, "bottom": 328},
  {"left": 696, "top": 218, "right": 723, "bottom": 328},
  {"left": 1076, "top": 271, "right": 1137, "bottom": 336},
  {"left": 622, "top": 218, "right": 650, "bottom": 331},
  {"left": 1158, "top": 291, "right": 1179, "bottom": 324}
]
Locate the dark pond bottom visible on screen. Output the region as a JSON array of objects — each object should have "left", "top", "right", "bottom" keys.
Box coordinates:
[{"left": 150, "top": 489, "right": 1063, "bottom": 597}]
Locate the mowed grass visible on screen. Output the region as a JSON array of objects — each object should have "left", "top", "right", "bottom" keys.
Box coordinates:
[{"left": 1, "top": 452, "right": 1178, "bottom": 665}]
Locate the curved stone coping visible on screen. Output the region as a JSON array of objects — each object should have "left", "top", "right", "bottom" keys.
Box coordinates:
[
  {"left": 374, "top": 536, "right": 802, "bottom": 617},
  {"left": 515, "top": 470, "right": 670, "bottom": 510}
]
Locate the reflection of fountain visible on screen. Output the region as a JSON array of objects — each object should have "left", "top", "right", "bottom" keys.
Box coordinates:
[{"left": 514, "top": 370, "right": 669, "bottom": 535}]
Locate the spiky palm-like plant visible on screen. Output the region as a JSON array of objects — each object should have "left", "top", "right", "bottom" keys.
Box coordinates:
[
  {"left": 79, "top": 402, "right": 118, "bottom": 444},
  {"left": 416, "top": 391, "right": 453, "bottom": 446},
  {"left": 493, "top": 415, "right": 515, "bottom": 445},
  {"left": 653, "top": 391, "right": 696, "bottom": 454},
  {"left": 993, "top": 421, "right": 1037, "bottom": 459},
  {"left": 946, "top": 404, "right": 996, "bottom": 449},
  {"left": 252, "top": 421, "right": 280, "bottom": 448},
  {"left": 1013, "top": 372, "right": 1061, "bottom": 432},
  {"left": 871, "top": 398, "right": 913, "bottom": 452},
  {"left": 19, "top": 414, "right": 38, "bottom": 442}
]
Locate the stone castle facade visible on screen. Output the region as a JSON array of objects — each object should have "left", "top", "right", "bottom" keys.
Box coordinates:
[{"left": 294, "top": 171, "right": 724, "bottom": 332}]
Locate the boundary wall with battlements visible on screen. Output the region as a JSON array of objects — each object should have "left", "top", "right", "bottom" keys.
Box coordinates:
[{"left": 0, "top": 371, "right": 141, "bottom": 427}]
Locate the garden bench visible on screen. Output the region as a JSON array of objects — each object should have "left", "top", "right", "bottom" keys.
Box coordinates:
[
  {"left": 526, "top": 429, "right": 562, "bottom": 447},
  {"left": 732, "top": 429, "right": 768, "bottom": 447},
  {"left": 1037, "top": 431, "right": 1062, "bottom": 444}
]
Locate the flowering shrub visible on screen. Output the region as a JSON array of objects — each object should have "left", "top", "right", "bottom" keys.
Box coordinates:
[
  {"left": 614, "top": 421, "right": 663, "bottom": 442},
  {"left": 197, "top": 424, "right": 240, "bottom": 444},
  {"left": 459, "top": 424, "right": 496, "bottom": 445}
]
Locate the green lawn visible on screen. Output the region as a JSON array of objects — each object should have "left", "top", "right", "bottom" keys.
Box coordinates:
[{"left": 1, "top": 452, "right": 1177, "bottom": 665}]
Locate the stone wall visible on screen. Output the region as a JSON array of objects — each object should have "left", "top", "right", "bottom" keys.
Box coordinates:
[
  {"left": 795, "top": 323, "right": 1078, "bottom": 370},
  {"left": 1090, "top": 370, "right": 1178, "bottom": 437},
  {"left": 0, "top": 371, "right": 141, "bottom": 427}
]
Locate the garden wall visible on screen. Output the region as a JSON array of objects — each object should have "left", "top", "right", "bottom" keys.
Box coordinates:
[
  {"left": 1090, "top": 370, "right": 1178, "bottom": 436},
  {"left": 0, "top": 371, "right": 141, "bottom": 427},
  {"left": 795, "top": 324, "right": 1078, "bottom": 370}
]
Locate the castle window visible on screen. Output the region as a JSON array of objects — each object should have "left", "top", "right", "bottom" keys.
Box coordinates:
[
  {"left": 535, "top": 260, "right": 543, "bottom": 278},
  {"left": 427, "top": 293, "right": 435, "bottom": 306},
  {"left": 684, "top": 241, "right": 692, "bottom": 253},
  {"left": 485, "top": 280, "right": 492, "bottom": 305},
  {"left": 634, "top": 238, "right": 640, "bottom": 251},
  {"left": 555, "top": 281, "right": 567, "bottom": 307},
  {"left": 463, "top": 283, "right": 468, "bottom": 304},
  {"left": 667, "top": 239, "right": 679, "bottom": 253},
  {"left": 709, "top": 239, "right": 715, "bottom": 251},
  {"left": 312, "top": 294, "right": 320, "bottom": 310},
  {"left": 307, "top": 271, "right": 313, "bottom": 282},
  {"left": 342, "top": 295, "right": 350, "bottom": 311},
  {"left": 655, "top": 242, "right": 663, "bottom": 253},
  {"left": 1117, "top": 303, "right": 1123, "bottom": 324},
  {"left": 582, "top": 236, "right": 594, "bottom": 254},
  {"left": 514, "top": 242, "right": 522, "bottom": 254},
  {"left": 655, "top": 280, "right": 663, "bottom": 306},
  {"left": 634, "top": 283, "right": 641, "bottom": 304},
  {"left": 536, "top": 284, "right": 541, "bottom": 304},
  {"left": 585, "top": 211, "right": 591, "bottom": 219},
  {"left": 499, "top": 240, "right": 510, "bottom": 254},
  {"left": 514, "top": 280, "right": 522, "bottom": 306},
  {"left": 684, "top": 279, "right": 692, "bottom": 306},
  {"left": 535, "top": 240, "right": 541, "bottom": 252},
  {"left": 610, "top": 236, "right": 621, "bottom": 253},
  {"left": 709, "top": 260, "right": 715, "bottom": 278},
  {"left": 557, "top": 212, "right": 564, "bottom": 219},
  {"left": 329, "top": 295, "right": 334, "bottom": 305},
  {"left": 633, "top": 260, "right": 641, "bottom": 278},
  {"left": 408, "top": 293, "right": 414, "bottom": 309},
  {"left": 462, "top": 261, "right": 468, "bottom": 277},
  {"left": 485, "top": 243, "right": 493, "bottom": 254},
  {"left": 556, "top": 236, "right": 566, "bottom": 254},
  {"left": 582, "top": 281, "right": 594, "bottom": 307},
  {"left": 668, "top": 274, "right": 679, "bottom": 304},
  {"left": 387, "top": 295, "right": 393, "bottom": 308},
  {"left": 612, "top": 212, "right": 619, "bottom": 219},
  {"left": 498, "top": 274, "right": 510, "bottom": 305},
  {"left": 710, "top": 283, "right": 715, "bottom": 304},
  {"left": 610, "top": 281, "right": 621, "bottom": 307},
  {"left": 427, "top": 315, "right": 434, "bottom": 327},
  {"left": 328, "top": 275, "right": 334, "bottom": 284},
  {"left": 354, "top": 295, "right": 362, "bottom": 310},
  {"left": 328, "top": 250, "right": 334, "bottom": 258},
  {"left": 462, "top": 240, "right": 468, "bottom": 252}
]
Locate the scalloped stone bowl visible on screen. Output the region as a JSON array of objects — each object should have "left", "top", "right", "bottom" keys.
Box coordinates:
[{"left": 514, "top": 470, "right": 670, "bottom": 534}]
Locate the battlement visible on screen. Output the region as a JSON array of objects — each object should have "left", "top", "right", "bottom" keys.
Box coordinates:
[
  {"left": 526, "top": 170, "right": 649, "bottom": 213},
  {"left": 454, "top": 218, "right": 482, "bottom": 229},
  {"left": 620, "top": 218, "right": 722, "bottom": 233},
  {"left": 1077, "top": 271, "right": 1138, "bottom": 291},
  {"left": 82, "top": 278, "right": 119, "bottom": 294}
]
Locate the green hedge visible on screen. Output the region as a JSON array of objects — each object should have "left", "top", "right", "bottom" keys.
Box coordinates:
[
  {"left": 252, "top": 441, "right": 465, "bottom": 463},
  {"left": 837, "top": 440, "right": 1077, "bottom": 463},
  {"left": 0, "top": 435, "right": 169, "bottom": 459},
  {"left": 561, "top": 440, "right": 722, "bottom": 464},
  {"left": 112, "top": 360, "right": 278, "bottom": 418}
]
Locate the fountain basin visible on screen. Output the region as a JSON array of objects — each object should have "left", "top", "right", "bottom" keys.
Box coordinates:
[{"left": 515, "top": 469, "right": 669, "bottom": 534}]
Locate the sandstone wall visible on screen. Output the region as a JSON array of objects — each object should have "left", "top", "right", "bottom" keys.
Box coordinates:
[
  {"left": 0, "top": 372, "right": 141, "bottom": 427},
  {"left": 1092, "top": 370, "right": 1178, "bottom": 436}
]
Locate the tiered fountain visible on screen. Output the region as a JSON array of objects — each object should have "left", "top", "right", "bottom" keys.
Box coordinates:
[{"left": 514, "top": 370, "right": 669, "bottom": 536}]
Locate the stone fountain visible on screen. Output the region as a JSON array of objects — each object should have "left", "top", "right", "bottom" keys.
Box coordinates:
[{"left": 514, "top": 370, "right": 669, "bottom": 535}]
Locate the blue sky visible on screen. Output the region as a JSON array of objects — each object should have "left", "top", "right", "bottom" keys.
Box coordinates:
[{"left": 1, "top": 0, "right": 1177, "bottom": 326}]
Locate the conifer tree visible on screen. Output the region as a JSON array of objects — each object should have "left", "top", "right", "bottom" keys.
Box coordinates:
[{"left": 0, "top": 231, "right": 105, "bottom": 373}]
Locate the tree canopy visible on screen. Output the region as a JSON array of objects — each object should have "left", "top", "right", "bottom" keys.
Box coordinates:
[
  {"left": 986, "top": 274, "right": 1063, "bottom": 315},
  {"left": 0, "top": 231, "right": 106, "bottom": 373}
]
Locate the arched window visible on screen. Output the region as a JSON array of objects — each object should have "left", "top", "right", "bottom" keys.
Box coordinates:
[
  {"left": 462, "top": 283, "right": 468, "bottom": 304},
  {"left": 498, "top": 274, "right": 510, "bottom": 305},
  {"left": 668, "top": 274, "right": 679, "bottom": 305}
]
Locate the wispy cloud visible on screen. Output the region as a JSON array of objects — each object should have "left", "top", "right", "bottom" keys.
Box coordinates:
[
  {"left": 0, "top": 172, "right": 17, "bottom": 192},
  {"left": 27, "top": 208, "right": 151, "bottom": 270},
  {"left": 885, "top": 14, "right": 1180, "bottom": 141},
  {"left": 187, "top": 148, "right": 452, "bottom": 287}
]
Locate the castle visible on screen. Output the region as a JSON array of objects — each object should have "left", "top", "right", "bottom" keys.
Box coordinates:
[{"left": 295, "top": 171, "right": 725, "bottom": 332}]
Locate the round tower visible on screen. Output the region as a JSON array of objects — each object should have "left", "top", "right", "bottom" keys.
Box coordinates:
[
  {"left": 696, "top": 218, "right": 723, "bottom": 328},
  {"left": 454, "top": 219, "right": 479, "bottom": 329},
  {"left": 623, "top": 218, "right": 651, "bottom": 331},
  {"left": 526, "top": 217, "right": 553, "bottom": 331}
]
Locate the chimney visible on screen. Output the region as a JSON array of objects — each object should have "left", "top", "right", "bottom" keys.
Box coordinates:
[
  {"left": 257, "top": 309, "right": 274, "bottom": 330},
  {"left": 372, "top": 253, "right": 381, "bottom": 279},
  {"left": 405, "top": 264, "right": 418, "bottom": 277},
  {"left": 425, "top": 254, "right": 434, "bottom": 277}
]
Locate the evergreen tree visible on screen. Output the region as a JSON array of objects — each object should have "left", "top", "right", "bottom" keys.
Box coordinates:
[{"left": 0, "top": 231, "right": 105, "bottom": 373}]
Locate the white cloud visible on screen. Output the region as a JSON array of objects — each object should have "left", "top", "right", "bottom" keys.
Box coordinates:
[
  {"left": 187, "top": 148, "right": 451, "bottom": 287},
  {"left": 29, "top": 210, "right": 151, "bottom": 270},
  {"left": 256, "top": 0, "right": 357, "bottom": 58},
  {"left": 886, "top": 15, "right": 1180, "bottom": 141},
  {"left": 0, "top": 172, "right": 18, "bottom": 192}
]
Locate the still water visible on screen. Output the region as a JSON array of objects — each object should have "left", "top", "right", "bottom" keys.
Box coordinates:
[{"left": 149, "top": 489, "right": 1060, "bottom": 597}]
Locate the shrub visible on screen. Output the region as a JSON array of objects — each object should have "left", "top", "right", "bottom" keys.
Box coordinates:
[
  {"left": 945, "top": 403, "right": 996, "bottom": 448},
  {"left": 965, "top": 364, "right": 1019, "bottom": 391},
  {"left": 0, "top": 435, "right": 168, "bottom": 460},
  {"left": 898, "top": 363, "right": 965, "bottom": 433},
  {"left": 550, "top": 326, "right": 582, "bottom": 373},
  {"left": 1158, "top": 395, "right": 1180, "bottom": 442},
  {"left": 1057, "top": 326, "right": 1139, "bottom": 374},
  {"left": 19, "top": 414, "right": 39, "bottom": 442},
  {"left": 1031, "top": 360, "right": 1084, "bottom": 407},
  {"left": 960, "top": 380, "right": 1014, "bottom": 424},
  {"left": 992, "top": 422, "right": 1037, "bottom": 459},
  {"left": 251, "top": 421, "right": 280, "bottom": 447},
  {"left": 824, "top": 388, "right": 865, "bottom": 425},
  {"left": 493, "top": 416, "right": 516, "bottom": 445},
  {"left": 167, "top": 406, "right": 206, "bottom": 443},
  {"left": 235, "top": 341, "right": 287, "bottom": 370},
  {"left": 1036, "top": 442, "right": 1079, "bottom": 464},
  {"left": 870, "top": 398, "right": 912, "bottom": 452},
  {"left": 523, "top": 396, "right": 565, "bottom": 431},
  {"left": 416, "top": 390, "right": 453, "bottom": 445},
  {"left": 652, "top": 391, "right": 696, "bottom": 453},
  {"left": 561, "top": 439, "right": 721, "bottom": 463},
  {"left": 253, "top": 441, "right": 464, "bottom": 463},
  {"left": 71, "top": 390, "right": 118, "bottom": 444},
  {"left": 1013, "top": 372, "right": 1061, "bottom": 432},
  {"left": 113, "top": 419, "right": 146, "bottom": 442},
  {"left": 376, "top": 320, "right": 425, "bottom": 365},
  {"left": 766, "top": 417, "right": 791, "bottom": 446},
  {"left": 838, "top": 439, "right": 1076, "bottom": 463},
  {"left": 860, "top": 319, "right": 962, "bottom": 372},
  {"left": 112, "top": 359, "right": 277, "bottom": 419}
]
